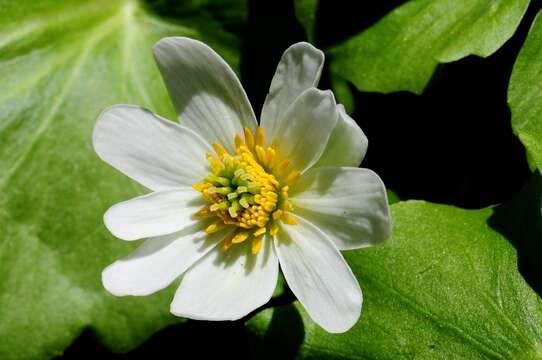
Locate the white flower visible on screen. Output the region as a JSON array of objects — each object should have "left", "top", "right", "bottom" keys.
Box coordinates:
[{"left": 93, "top": 37, "right": 391, "bottom": 333}]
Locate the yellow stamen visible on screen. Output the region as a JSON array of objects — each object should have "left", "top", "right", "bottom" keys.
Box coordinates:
[
  {"left": 232, "top": 230, "right": 251, "bottom": 244},
  {"left": 244, "top": 127, "right": 254, "bottom": 149},
  {"left": 282, "top": 201, "right": 294, "bottom": 211},
  {"left": 206, "top": 220, "right": 226, "bottom": 234},
  {"left": 222, "top": 233, "right": 236, "bottom": 251},
  {"left": 193, "top": 207, "right": 213, "bottom": 218},
  {"left": 234, "top": 133, "right": 245, "bottom": 149},
  {"left": 253, "top": 227, "right": 267, "bottom": 237},
  {"left": 192, "top": 182, "right": 210, "bottom": 192},
  {"left": 266, "top": 148, "right": 276, "bottom": 168},
  {"left": 212, "top": 143, "right": 229, "bottom": 157},
  {"left": 255, "top": 145, "right": 268, "bottom": 167},
  {"left": 281, "top": 212, "right": 298, "bottom": 225},
  {"left": 274, "top": 159, "right": 290, "bottom": 176},
  {"left": 255, "top": 127, "right": 265, "bottom": 146},
  {"left": 281, "top": 186, "right": 289, "bottom": 198},
  {"left": 285, "top": 170, "right": 301, "bottom": 185},
  {"left": 208, "top": 157, "right": 225, "bottom": 173},
  {"left": 251, "top": 235, "right": 263, "bottom": 254},
  {"left": 193, "top": 126, "right": 299, "bottom": 255},
  {"left": 270, "top": 223, "right": 279, "bottom": 236}
]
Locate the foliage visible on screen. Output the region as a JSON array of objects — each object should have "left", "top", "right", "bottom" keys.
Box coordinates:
[{"left": 1, "top": 0, "right": 542, "bottom": 359}]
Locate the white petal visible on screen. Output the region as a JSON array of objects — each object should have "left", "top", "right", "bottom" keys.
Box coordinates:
[
  {"left": 274, "top": 215, "right": 362, "bottom": 333},
  {"left": 315, "top": 104, "right": 368, "bottom": 168},
  {"left": 93, "top": 105, "right": 212, "bottom": 191},
  {"left": 104, "top": 189, "right": 205, "bottom": 241},
  {"left": 291, "top": 167, "right": 391, "bottom": 250},
  {"left": 261, "top": 42, "right": 324, "bottom": 136},
  {"left": 170, "top": 236, "right": 278, "bottom": 320},
  {"left": 272, "top": 88, "right": 338, "bottom": 173},
  {"left": 153, "top": 37, "right": 257, "bottom": 153},
  {"left": 102, "top": 224, "right": 233, "bottom": 296}
]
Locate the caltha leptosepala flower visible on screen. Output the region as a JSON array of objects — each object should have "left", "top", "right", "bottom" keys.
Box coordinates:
[{"left": 93, "top": 37, "right": 391, "bottom": 333}]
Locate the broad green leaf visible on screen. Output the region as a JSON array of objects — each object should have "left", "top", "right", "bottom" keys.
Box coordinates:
[
  {"left": 509, "top": 9, "right": 542, "bottom": 171},
  {"left": 294, "top": 0, "right": 318, "bottom": 42},
  {"left": 247, "top": 201, "right": 542, "bottom": 359},
  {"left": 331, "top": 0, "right": 529, "bottom": 94},
  {"left": 330, "top": 72, "right": 355, "bottom": 114},
  {"left": 386, "top": 189, "right": 400, "bottom": 204},
  {"left": 0, "top": 1, "right": 244, "bottom": 359},
  {"left": 148, "top": 0, "right": 248, "bottom": 29},
  {"left": 489, "top": 171, "right": 542, "bottom": 296}
]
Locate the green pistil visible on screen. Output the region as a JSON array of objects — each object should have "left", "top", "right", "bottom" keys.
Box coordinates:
[
  {"left": 246, "top": 183, "right": 260, "bottom": 194},
  {"left": 209, "top": 186, "right": 232, "bottom": 195},
  {"left": 239, "top": 194, "right": 254, "bottom": 208},
  {"left": 228, "top": 200, "right": 242, "bottom": 218},
  {"left": 207, "top": 165, "right": 261, "bottom": 218},
  {"left": 205, "top": 175, "right": 230, "bottom": 187},
  {"left": 210, "top": 200, "right": 229, "bottom": 211}
]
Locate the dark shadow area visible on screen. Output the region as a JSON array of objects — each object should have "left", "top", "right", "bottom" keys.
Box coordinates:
[
  {"left": 241, "top": 0, "right": 306, "bottom": 115},
  {"left": 57, "top": 289, "right": 297, "bottom": 360},
  {"left": 488, "top": 172, "right": 542, "bottom": 296},
  {"left": 143, "top": 0, "right": 248, "bottom": 33},
  {"left": 57, "top": 320, "right": 252, "bottom": 360},
  {"left": 314, "top": 0, "right": 408, "bottom": 48},
  {"left": 316, "top": 0, "right": 542, "bottom": 209},
  {"left": 350, "top": 51, "right": 531, "bottom": 209},
  {"left": 247, "top": 304, "right": 305, "bottom": 360}
]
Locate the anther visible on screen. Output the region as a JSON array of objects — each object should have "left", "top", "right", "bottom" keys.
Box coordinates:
[
  {"left": 212, "top": 143, "right": 228, "bottom": 157},
  {"left": 285, "top": 170, "right": 301, "bottom": 185},
  {"left": 281, "top": 212, "right": 298, "bottom": 225},
  {"left": 206, "top": 220, "right": 226, "bottom": 234},
  {"left": 208, "top": 186, "right": 232, "bottom": 195},
  {"left": 193, "top": 207, "right": 213, "bottom": 218},
  {"left": 228, "top": 200, "right": 242, "bottom": 218},
  {"left": 253, "top": 227, "right": 266, "bottom": 236},
  {"left": 255, "top": 127, "right": 265, "bottom": 146},
  {"left": 232, "top": 231, "right": 251, "bottom": 244},
  {"left": 243, "top": 127, "right": 255, "bottom": 149},
  {"left": 222, "top": 233, "right": 236, "bottom": 251},
  {"left": 210, "top": 201, "right": 229, "bottom": 211},
  {"left": 275, "top": 159, "right": 290, "bottom": 176},
  {"left": 234, "top": 133, "right": 244, "bottom": 149},
  {"left": 270, "top": 223, "right": 279, "bottom": 236},
  {"left": 251, "top": 235, "right": 263, "bottom": 254},
  {"left": 255, "top": 145, "right": 267, "bottom": 166}
]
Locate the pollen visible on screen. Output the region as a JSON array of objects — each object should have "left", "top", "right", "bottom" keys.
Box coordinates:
[{"left": 193, "top": 126, "right": 299, "bottom": 255}]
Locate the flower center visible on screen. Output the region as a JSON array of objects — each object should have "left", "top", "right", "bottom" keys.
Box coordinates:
[{"left": 193, "top": 127, "right": 299, "bottom": 254}]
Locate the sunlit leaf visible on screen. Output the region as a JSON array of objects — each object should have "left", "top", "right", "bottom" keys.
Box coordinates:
[
  {"left": 247, "top": 201, "right": 542, "bottom": 359},
  {"left": 0, "top": 0, "right": 244, "bottom": 358},
  {"left": 294, "top": 0, "right": 318, "bottom": 42},
  {"left": 331, "top": 0, "right": 529, "bottom": 94},
  {"left": 509, "top": 9, "right": 542, "bottom": 171}
]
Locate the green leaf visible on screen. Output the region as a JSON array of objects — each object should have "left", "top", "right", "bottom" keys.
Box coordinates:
[
  {"left": 509, "top": 9, "right": 542, "bottom": 171},
  {"left": 489, "top": 171, "right": 542, "bottom": 296},
  {"left": 247, "top": 201, "right": 542, "bottom": 359},
  {"left": 329, "top": 72, "right": 355, "bottom": 114},
  {"left": 386, "top": 189, "right": 400, "bottom": 205},
  {"left": 331, "top": 0, "right": 530, "bottom": 94},
  {"left": 294, "top": 0, "right": 318, "bottom": 42},
  {"left": 0, "top": 1, "right": 244, "bottom": 359}
]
